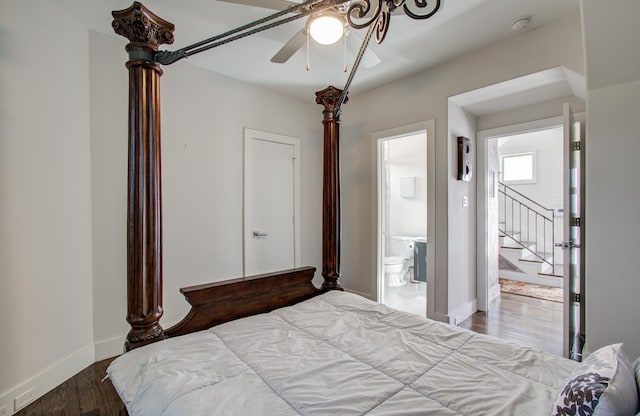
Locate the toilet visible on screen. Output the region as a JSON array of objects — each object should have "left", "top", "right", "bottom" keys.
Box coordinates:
[
  {"left": 383, "top": 236, "right": 415, "bottom": 287},
  {"left": 384, "top": 256, "right": 406, "bottom": 286}
]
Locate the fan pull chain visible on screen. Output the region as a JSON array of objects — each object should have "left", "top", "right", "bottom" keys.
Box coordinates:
[
  {"left": 306, "top": 29, "right": 310, "bottom": 71},
  {"left": 343, "top": 30, "right": 347, "bottom": 72}
]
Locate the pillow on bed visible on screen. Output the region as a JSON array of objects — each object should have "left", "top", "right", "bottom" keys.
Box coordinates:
[
  {"left": 634, "top": 357, "right": 640, "bottom": 402},
  {"left": 550, "top": 343, "right": 639, "bottom": 416}
]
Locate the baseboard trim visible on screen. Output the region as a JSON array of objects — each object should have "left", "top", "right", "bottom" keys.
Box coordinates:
[
  {"left": 344, "top": 288, "right": 373, "bottom": 300},
  {"left": 429, "top": 312, "right": 450, "bottom": 324},
  {"left": 0, "top": 344, "right": 94, "bottom": 415},
  {"left": 449, "top": 299, "right": 478, "bottom": 326},
  {"left": 499, "top": 270, "right": 563, "bottom": 288},
  {"left": 489, "top": 283, "right": 501, "bottom": 302},
  {"left": 94, "top": 335, "right": 125, "bottom": 362}
]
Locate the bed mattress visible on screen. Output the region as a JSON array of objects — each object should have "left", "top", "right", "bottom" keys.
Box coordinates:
[{"left": 107, "top": 291, "right": 577, "bottom": 415}]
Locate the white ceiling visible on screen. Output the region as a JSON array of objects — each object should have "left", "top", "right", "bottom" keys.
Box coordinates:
[{"left": 54, "top": 0, "right": 580, "bottom": 101}]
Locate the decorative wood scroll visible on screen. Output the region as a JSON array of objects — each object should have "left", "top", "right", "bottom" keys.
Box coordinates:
[
  {"left": 112, "top": 2, "right": 175, "bottom": 351},
  {"left": 316, "top": 86, "right": 348, "bottom": 291}
]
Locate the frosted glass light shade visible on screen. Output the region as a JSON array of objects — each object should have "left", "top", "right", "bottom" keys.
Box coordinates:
[{"left": 309, "top": 14, "right": 344, "bottom": 45}]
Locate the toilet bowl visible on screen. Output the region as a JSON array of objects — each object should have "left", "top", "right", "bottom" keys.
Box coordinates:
[{"left": 384, "top": 256, "right": 406, "bottom": 286}]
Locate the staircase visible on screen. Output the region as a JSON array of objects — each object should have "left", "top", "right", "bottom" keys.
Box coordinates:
[{"left": 498, "top": 182, "right": 563, "bottom": 288}]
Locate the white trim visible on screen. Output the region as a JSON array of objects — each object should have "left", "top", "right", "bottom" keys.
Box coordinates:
[
  {"left": 343, "top": 288, "right": 373, "bottom": 300},
  {"left": 242, "top": 128, "right": 301, "bottom": 276},
  {"left": 94, "top": 335, "right": 125, "bottom": 361},
  {"left": 489, "top": 283, "right": 501, "bottom": 302},
  {"left": 478, "top": 116, "right": 564, "bottom": 141},
  {"left": 0, "top": 344, "right": 94, "bottom": 414},
  {"left": 448, "top": 298, "right": 478, "bottom": 326},
  {"left": 371, "top": 119, "right": 436, "bottom": 319},
  {"left": 429, "top": 312, "right": 450, "bottom": 324},
  {"left": 476, "top": 115, "right": 567, "bottom": 313}
]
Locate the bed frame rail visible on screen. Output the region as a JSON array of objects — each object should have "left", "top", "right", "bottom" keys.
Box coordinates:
[{"left": 165, "top": 266, "right": 320, "bottom": 337}]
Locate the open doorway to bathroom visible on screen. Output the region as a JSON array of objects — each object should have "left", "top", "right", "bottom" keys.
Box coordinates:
[{"left": 375, "top": 129, "right": 427, "bottom": 316}]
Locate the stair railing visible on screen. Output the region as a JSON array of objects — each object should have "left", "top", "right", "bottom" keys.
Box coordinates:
[{"left": 498, "top": 181, "right": 556, "bottom": 275}]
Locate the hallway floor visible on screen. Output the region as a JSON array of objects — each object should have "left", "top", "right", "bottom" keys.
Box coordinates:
[
  {"left": 382, "top": 283, "right": 563, "bottom": 356},
  {"left": 459, "top": 292, "right": 563, "bottom": 356}
]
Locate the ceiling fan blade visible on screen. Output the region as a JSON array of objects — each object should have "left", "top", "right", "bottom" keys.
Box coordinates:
[
  {"left": 215, "top": 0, "right": 301, "bottom": 11},
  {"left": 271, "top": 29, "right": 306, "bottom": 63},
  {"left": 347, "top": 30, "right": 382, "bottom": 68}
]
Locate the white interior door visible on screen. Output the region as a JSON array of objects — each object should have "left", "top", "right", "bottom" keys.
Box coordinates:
[
  {"left": 562, "top": 103, "right": 585, "bottom": 360},
  {"left": 244, "top": 129, "right": 300, "bottom": 276}
]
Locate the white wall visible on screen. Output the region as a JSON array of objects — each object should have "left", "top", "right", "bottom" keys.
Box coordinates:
[
  {"left": 581, "top": 0, "right": 640, "bottom": 360},
  {"left": 2, "top": 10, "right": 324, "bottom": 410},
  {"left": 0, "top": 1, "right": 94, "bottom": 411},
  {"left": 584, "top": 81, "right": 640, "bottom": 359},
  {"left": 478, "top": 96, "right": 585, "bottom": 132},
  {"left": 498, "top": 128, "right": 563, "bottom": 210},
  {"left": 498, "top": 127, "right": 564, "bottom": 261},
  {"left": 341, "top": 12, "right": 584, "bottom": 322},
  {"left": 89, "top": 31, "right": 323, "bottom": 352},
  {"left": 447, "top": 101, "right": 478, "bottom": 323},
  {"left": 387, "top": 134, "right": 427, "bottom": 240},
  {"left": 88, "top": 30, "right": 129, "bottom": 356}
]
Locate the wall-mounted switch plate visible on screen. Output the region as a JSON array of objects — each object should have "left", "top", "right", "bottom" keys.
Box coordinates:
[{"left": 0, "top": 404, "right": 8, "bottom": 416}]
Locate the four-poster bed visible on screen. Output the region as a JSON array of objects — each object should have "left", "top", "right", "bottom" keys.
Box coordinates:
[{"left": 107, "top": 1, "right": 640, "bottom": 415}]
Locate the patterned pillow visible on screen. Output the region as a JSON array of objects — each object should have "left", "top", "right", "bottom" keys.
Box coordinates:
[
  {"left": 550, "top": 343, "right": 639, "bottom": 416},
  {"left": 634, "top": 357, "right": 640, "bottom": 404}
]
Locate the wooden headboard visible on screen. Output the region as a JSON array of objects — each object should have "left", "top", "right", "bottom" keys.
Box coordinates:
[
  {"left": 165, "top": 267, "right": 320, "bottom": 338},
  {"left": 112, "top": 2, "right": 347, "bottom": 350}
]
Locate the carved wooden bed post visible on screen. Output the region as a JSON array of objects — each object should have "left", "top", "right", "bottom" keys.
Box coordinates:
[
  {"left": 112, "top": 2, "right": 175, "bottom": 351},
  {"left": 316, "top": 86, "right": 348, "bottom": 291}
]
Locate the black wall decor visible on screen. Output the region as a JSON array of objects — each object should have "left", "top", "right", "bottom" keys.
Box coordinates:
[{"left": 457, "top": 136, "right": 472, "bottom": 181}]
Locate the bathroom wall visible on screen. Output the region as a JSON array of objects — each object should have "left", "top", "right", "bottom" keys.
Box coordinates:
[{"left": 387, "top": 133, "right": 428, "bottom": 246}]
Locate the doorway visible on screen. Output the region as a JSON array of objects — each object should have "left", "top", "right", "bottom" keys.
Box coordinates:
[
  {"left": 374, "top": 121, "right": 433, "bottom": 317},
  {"left": 243, "top": 128, "right": 301, "bottom": 276},
  {"left": 477, "top": 111, "right": 584, "bottom": 358}
]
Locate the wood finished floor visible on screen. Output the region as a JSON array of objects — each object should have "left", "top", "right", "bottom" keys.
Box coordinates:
[
  {"left": 459, "top": 292, "right": 564, "bottom": 356},
  {"left": 14, "top": 357, "right": 124, "bottom": 416},
  {"left": 15, "top": 292, "right": 562, "bottom": 415}
]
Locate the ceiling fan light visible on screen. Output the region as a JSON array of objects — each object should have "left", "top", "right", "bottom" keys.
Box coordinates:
[{"left": 309, "top": 14, "right": 344, "bottom": 45}]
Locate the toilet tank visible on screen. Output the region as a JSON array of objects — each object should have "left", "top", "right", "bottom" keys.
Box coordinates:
[{"left": 389, "top": 236, "right": 415, "bottom": 259}]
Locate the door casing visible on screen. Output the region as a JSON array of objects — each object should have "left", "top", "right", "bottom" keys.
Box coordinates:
[{"left": 243, "top": 128, "right": 301, "bottom": 276}]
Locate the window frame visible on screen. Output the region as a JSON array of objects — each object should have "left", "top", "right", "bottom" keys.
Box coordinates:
[{"left": 500, "top": 151, "right": 537, "bottom": 185}]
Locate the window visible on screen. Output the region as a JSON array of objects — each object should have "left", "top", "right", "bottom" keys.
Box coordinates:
[{"left": 501, "top": 152, "right": 536, "bottom": 184}]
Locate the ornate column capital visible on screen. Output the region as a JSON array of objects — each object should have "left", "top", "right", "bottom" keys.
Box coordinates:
[
  {"left": 112, "top": 2, "right": 175, "bottom": 50},
  {"left": 316, "top": 86, "right": 348, "bottom": 119}
]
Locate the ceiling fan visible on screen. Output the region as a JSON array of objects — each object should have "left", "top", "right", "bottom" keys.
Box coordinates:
[{"left": 216, "top": 0, "right": 382, "bottom": 68}]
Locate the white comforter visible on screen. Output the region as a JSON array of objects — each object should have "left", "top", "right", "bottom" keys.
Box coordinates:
[{"left": 107, "top": 291, "right": 577, "bottom": 415}]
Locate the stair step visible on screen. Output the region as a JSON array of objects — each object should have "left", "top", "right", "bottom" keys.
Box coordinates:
[
  {"left": 519, "top": 249, "right": 551, "bottom": 258},
  {"left": 499, "top": 231, "right": 520, "bottom": 237},
  {"left": 539, "top": 262, "right": 564, "bottom": 276},
  {"left": 519, "top": 257, "right": 544, "bottom": 264},
  {"left": 539, "top": 271, "right": 564, "bottom": 278},
  {"left": 501, "top": 240, "right": 536, "bottom": 249}
]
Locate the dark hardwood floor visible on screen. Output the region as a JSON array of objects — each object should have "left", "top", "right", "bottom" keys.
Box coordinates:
[
  {"left": 14, "top": 357, "right": 124, "bottom": 416},
  {"left": 459, "top": 292, "right": 564, "bottom": 356},
  {"left": 15, "top": 292, "right": 562, "bottom": 415}
]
